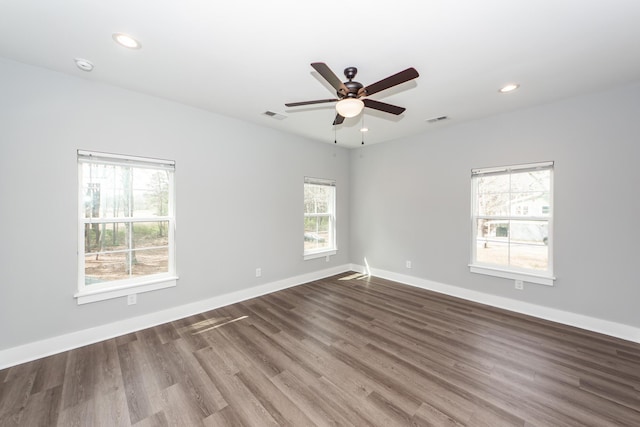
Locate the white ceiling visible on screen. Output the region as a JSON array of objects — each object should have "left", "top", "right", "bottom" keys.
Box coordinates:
[{"left": 2, "top": 0, "right": 640, "bottom": 147}]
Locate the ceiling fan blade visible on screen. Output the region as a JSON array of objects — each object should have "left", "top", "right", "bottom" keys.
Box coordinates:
[
  {"left": 361, "top": 67, "right": 419, "bottom": 97},
  {"left": 333, "top": 114, "right": 345, "bottom": 125},
  {"left": 311, "top": 62, "right": 349, "bottom": 96},
  {"left": 363, "top": 99, "right": 406, "bottom": 115},
  {"left": 285, "top": 98, "right": 338, "bottom": 107}
]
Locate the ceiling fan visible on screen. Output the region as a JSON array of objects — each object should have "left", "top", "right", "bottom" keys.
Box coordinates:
[{"left": 285, "top": 62, "right": 419, "bottom": 125}]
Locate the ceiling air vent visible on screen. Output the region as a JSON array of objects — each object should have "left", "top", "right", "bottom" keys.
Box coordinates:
[
  {"left": 263, "top": 111, "right": 287, "bottom": 120},
  {"left": 426, "top": 115, "right": 449, "bottom": 124}
]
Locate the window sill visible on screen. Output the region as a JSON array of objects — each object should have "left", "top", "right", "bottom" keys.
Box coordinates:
[
  {"left": 304, "top": 249, "right": 337, "bottom": 261},
  {"left": 469, "top": 265, "right": 555, "bottom": 286},
  {"left": 75, "top": 276, "right": 178, "bottom": 305}
]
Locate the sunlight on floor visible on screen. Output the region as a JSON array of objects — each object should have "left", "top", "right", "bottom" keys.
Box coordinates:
[
  {"left": 339, "top": 273, "right": 367, "bottom": 281},
  {"left": 188, "top": 315, "right": 249, "bottom": 335},
  {"left": 339, "top": 257, "right": 372, "bottom": 281}
]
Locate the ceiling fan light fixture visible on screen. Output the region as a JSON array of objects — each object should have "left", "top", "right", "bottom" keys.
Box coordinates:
[{"left": 336, "top": 98, "right": 364, "bottom": 118}]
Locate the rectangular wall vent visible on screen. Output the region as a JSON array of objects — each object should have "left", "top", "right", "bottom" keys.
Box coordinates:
[
  {"left": 263, "top": 111, "right": 287, "bottom": 120},
  {"left": 426, "top": 115, "right": 449, "bottom": 124}
]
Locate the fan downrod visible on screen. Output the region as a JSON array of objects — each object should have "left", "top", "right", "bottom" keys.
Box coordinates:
[{"left": 344, "top": 67, "right": 358, "bottom": 80}]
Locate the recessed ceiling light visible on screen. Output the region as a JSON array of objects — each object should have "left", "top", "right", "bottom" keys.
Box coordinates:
[
  {"left": 499, "top": 83, "right": 520, "bottom": 93},
  {"left": 112, "top": 33, "right": 141, "bottom": 49},
  {"left": 74, "top": 58, "right": 94, "bottom": 72},
  {"left": 360, "top": 127, "right": 369, "bottom": 132}
]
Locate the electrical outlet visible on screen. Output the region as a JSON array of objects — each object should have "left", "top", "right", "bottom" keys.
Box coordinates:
[
  {"left": 406, "top": 260, "right": 412, "bottom": 269},
  {"left": 256, "top": 268, "right": 262, "bottom": 277},
  {"left": 515, "top": 280, "right": 524, "bottom": 290},
  {"left": 127, "top": 294, "right": 137, "bottom": 305},
  {"left": 326, "top": 255, "right": 330, "bottom": 262}
]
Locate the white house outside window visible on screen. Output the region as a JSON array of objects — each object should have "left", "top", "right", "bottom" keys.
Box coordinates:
[
  {"left": 77, "top": 150, "right": 177, "bottom": 304},
  {"left": 470, "top": 161, "right": 554, "bottom": 286},
  {"left": 304, "top": 177, "right": 336, "bottom": 260}
]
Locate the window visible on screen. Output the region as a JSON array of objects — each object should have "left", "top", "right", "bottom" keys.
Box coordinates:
[
  {"left": 470, "top": 161, "right": 554, "bottom": 285},
  {"left": 77, "top": 150, "right": 177, "bottom": 304},
  {"left": 304, "top": 177, "right": 336, "bottom": 259}
]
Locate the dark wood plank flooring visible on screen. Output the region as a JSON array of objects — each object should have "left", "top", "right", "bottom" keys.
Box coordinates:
[{"left": 1, "top": 272, "right": 640, "bottom": 426}]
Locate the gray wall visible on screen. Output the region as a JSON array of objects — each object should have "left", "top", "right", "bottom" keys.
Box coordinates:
[
  {"left": 0, "top": 58, "right": 350, "bottom": 351},
  {"left": 2, "top": 55, "right": 639, "bottom": 353},
  {"left": 350, "top": 81, "right": 640, "bottom": 328}
]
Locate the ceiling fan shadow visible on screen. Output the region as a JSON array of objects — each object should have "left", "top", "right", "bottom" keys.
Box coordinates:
[
  {"left": 284, "top": 104, "right": 336, "bottom": 114},
  {"left": 370, "top": 80, "right": 418, "bottom": 98},
  {"left": 311, "top": 71, "right": 337, "bottom": 95},
  {"left": 364, "top": 109, "right": 404, "bottom": 123}
]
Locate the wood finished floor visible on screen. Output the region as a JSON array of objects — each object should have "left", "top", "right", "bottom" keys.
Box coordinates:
[{"left": 1, "top": 273, "right": 640, "bottom": 426}]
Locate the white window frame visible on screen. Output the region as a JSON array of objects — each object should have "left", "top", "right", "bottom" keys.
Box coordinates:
[
  {"left": 76, "top": 150, "right": 178, "bottom": 304},
  {"left": 303, "top": 177, "right": 337, "bottom": 260},
  {"left": 469, "top": 161, "right": 555, "bottom": 286}
]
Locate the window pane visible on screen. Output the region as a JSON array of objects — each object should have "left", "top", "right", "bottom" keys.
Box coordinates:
[
  {"left": 84, "top": 222, "right": 130, "bottom": 254},
  {"left": 132, "top": 248, "right": 169, "bottom": 276},
  {"left": 304, "top": 184, "right": 331, "bottom": 214},
  {"left": 510, "top": 170, "right": 550, "bottom": 193},
  {"left": 133, "top": 222, "right": 169, "bottom": 248},
  {"left": 510, "top": 220, "right": 548, "bottom": 244},
  {"left": 84, "top": 221, "right": 170, "bottom": 254},
  {"left": 133, "top": 169, "right": 170, "bottom": 218},
  {"left": 477, "top": 174, "right": 510, "bottom": 194},
  {"left": 304, "top": 216, "right": 330, "bottom": 251},
  {"left": 83, "top": 165, "right": 171, "bottom": 219},
  {"left": 510, "top": 243, "right": 548, "bottom": 271},
  {"left": 304, "top": 185, "right": 316, "bottom": 213},
  {"left": 99, "top": 223, "right": 127, "bottom": 252},
  {"left": 477, "top": 193, "right": 510, "bottom": 216},
  {"left": 83, "top": 223, "right": 103, "bottom": 254},
  {"left": 476, "top": 219, "right": 509, "bottom": 240},
  {"left": 510, "top": 192, "right": 550, "bottom": 217},
  {"left": 85, "top": 252, "right": 129, "bottom": 285},
  {"left": 82, "top": 164, "right": 134, "bottom": 218},
  {"left": 475, "top": 219, "right": 549, "bottom": 270},
  {"left": 476, "top": 240, "right": 509, "bottom": 266},
  {"left": 85, "top": 248, "right": 170, "bottom": 284},
  {"left": 82, "top": 182, "right": 102, "bottom": 219}
]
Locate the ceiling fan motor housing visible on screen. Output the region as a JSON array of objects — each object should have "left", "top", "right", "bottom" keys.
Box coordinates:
[
  {"left": 341, "top": 67, "right": 363, "bottom": 98},
  {"left": 341, "top": 81, "right": 363, "bottom": 98}
]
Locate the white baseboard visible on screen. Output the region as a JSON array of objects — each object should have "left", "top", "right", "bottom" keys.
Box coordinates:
[
  {"left": 4, "top": 264, "right": 637, "bottom": 370},
  {"left": 0, "top": 264, "right": 351, "bottom": 370},
  {"left": 349, "top": 264, "right": 640, "bottom": 344}
]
